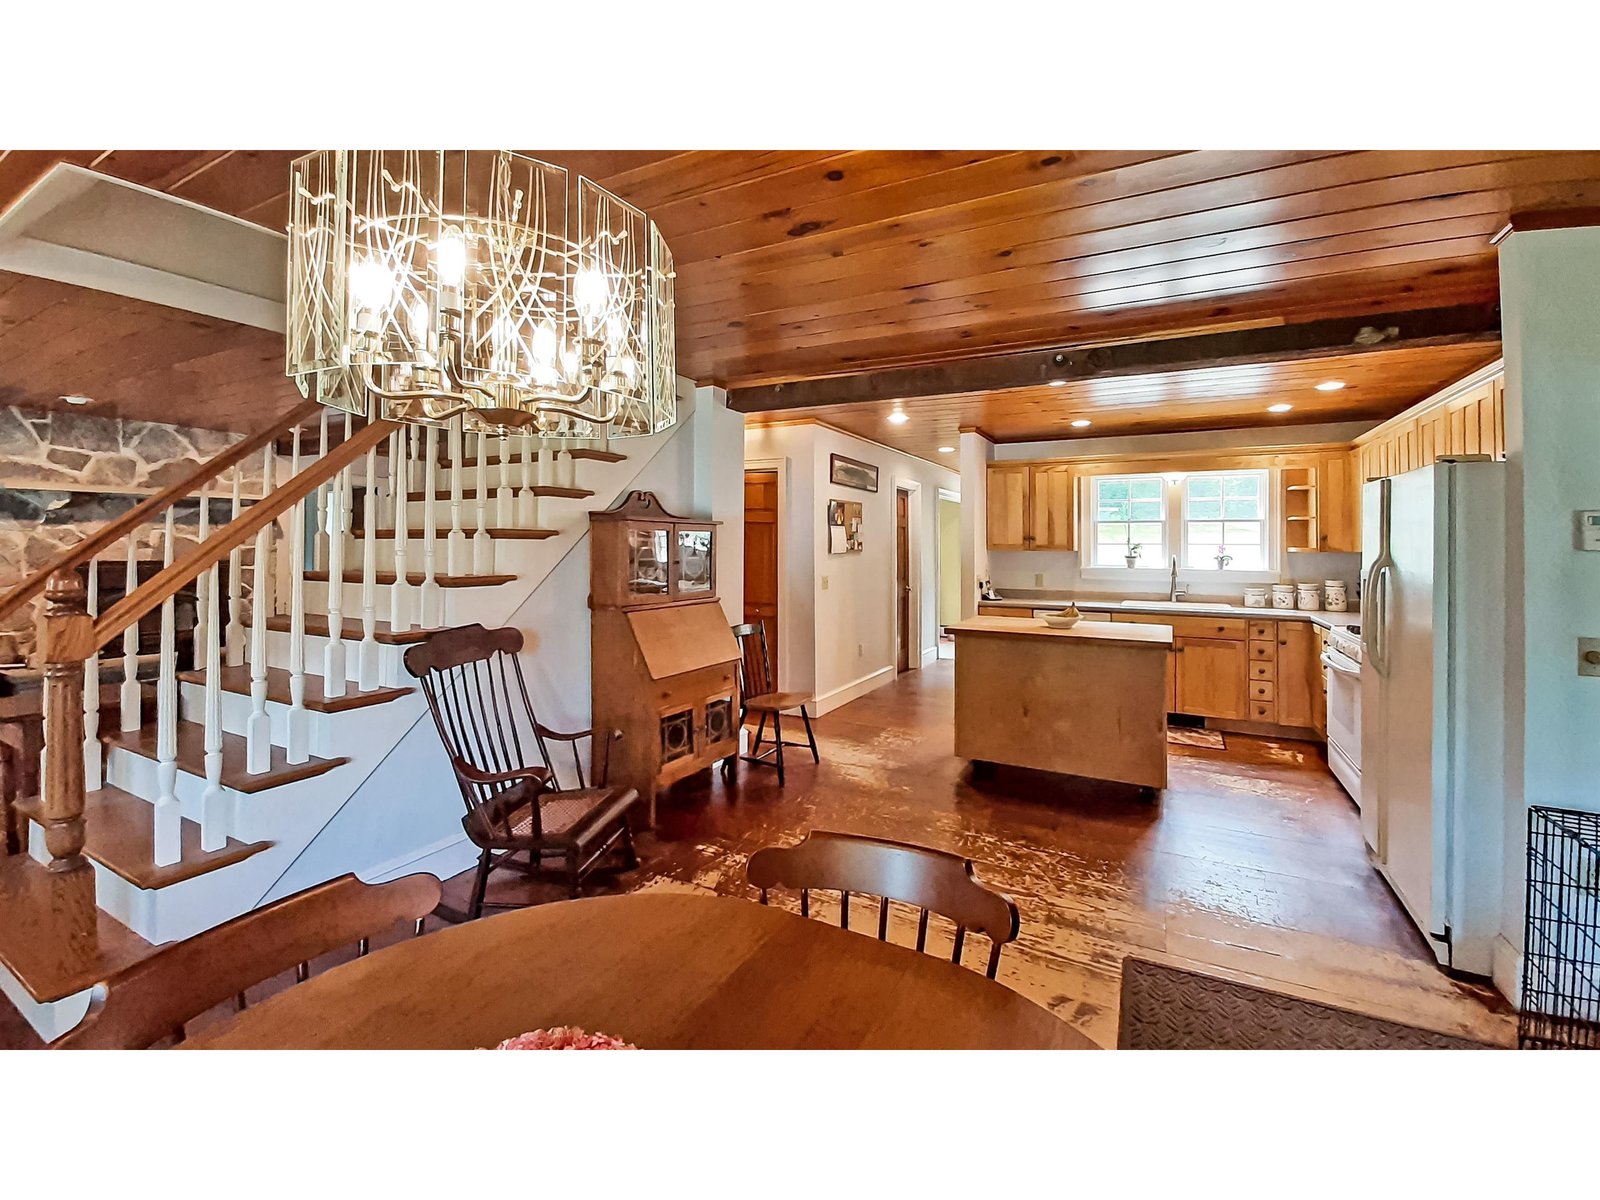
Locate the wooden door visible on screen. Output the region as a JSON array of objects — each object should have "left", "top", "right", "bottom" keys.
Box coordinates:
[
  {"left": 985, "top": 464, "right": 1030, "bottom": 549},
  {"left": 1174, "top": 637, "right": 1248, "bottom": 719},
  {"left": 1275, "top": 622, "right": 1317, "bottom": 728},
  {"left": 743, "top": 470, "right": 779, "bottom": 685},
  {"left": 896, "top": 489, "right": 911, "bottom": 673},
  {"left": 1029, "top": 463, "right": 1075, "bottom": 550}
]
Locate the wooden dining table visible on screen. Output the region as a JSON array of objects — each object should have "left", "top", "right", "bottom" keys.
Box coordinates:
[{"left": 184, "top": 892, "right": 1093, "bottom": 1050}]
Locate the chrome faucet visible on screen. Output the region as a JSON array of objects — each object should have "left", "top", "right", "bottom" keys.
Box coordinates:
[{"left": 1168, "top": 556, "right": 1187, "bottom": 602}]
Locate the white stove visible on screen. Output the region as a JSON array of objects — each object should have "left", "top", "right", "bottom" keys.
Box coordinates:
[{"left": 1321, "top": 625, "right": 1362, "bottom": 804}]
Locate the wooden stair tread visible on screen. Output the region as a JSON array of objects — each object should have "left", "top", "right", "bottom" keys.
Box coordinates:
[
  {"left": 356, "top": 526, "right": 557, "bottom": 541},
  {"left": 0, "top": 854, "right": 154, "bottom": 1003},
  {"left": 15, "top": 788, "right": 274, "bottom": 892},
  {"left": 405, "top": 485, "right": 593, "bottom": 501},
  {"left": 306, "top": 569, "right": 516, "bottom": 587},
  {"left": 567, "top": 448, "right": 626, "bottom": 463},
  {"left": 254, "top": 612, "right": 434, "bottom": 646},
  {"left": 103, "top": 723, "right": 349, "bottom": 795},
  {"left": 178, "top": 665, "right": 412, "bottom": 713}
]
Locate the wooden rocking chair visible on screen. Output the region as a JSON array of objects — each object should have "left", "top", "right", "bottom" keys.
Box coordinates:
[{"left": 405, "top": 624, "right": 644, "bottom": 915}]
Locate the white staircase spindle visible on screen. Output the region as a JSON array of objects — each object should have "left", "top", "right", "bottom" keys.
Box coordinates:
[
  {"left": 192, "top": 484, "right": 210, "bottom": 671},
  {"left": 472, "top": 432, "right": 493, "bottom": 572},
  {"left": 446, "top": 422, "right": 467, "bottom": 575},
  {"left": 537, "top": 442, "right": 554, "bottom": 488},
  {"left": 199, "top": 559, "right": 227, "bottom": 850},
  {"left": 596, "top": 419, "right": 610, "bottom": 453},
  {"left": 82, "top": 558, "right": 102, "bottom": 792},
  {"left": 390, "top": 428, "right": 412, "bottom": 635},
  {"left": 420, "top": 425, "right": 443, "bottom": 626},
  {"left": 120, "top": 534, "right": 141, "bottom": 731},
  {"left": 285, "top": 431, "right": 311, "bottom": 764},
  {"left": 496, "top": 434, "right": 514, "bottom": 527},
  {"left": 517, "top": 435, "right": 537, "bottom": 527},
  {"left": 314, "top": 409, "right": 331, "bottom": 570},
  {"left": 558, "top": 445, "right": 576, "bottom": 489},
  {"left": 358, "top": 445, "right": 381, "bottom": 690},
  {"left": 153, "top": 508, "right": 181, "bottom": 868},
  {"left": 225, "top": 465, "right": 245, "bottom": 667},
  {"left": 246, "top": 515, "right": 275, "bottom": 771},
  {"left": 322, "top": 457, "right": 349, "bottom": 699}
]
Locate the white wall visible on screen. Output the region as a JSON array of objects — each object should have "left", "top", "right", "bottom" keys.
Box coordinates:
[
  {"left": 691, "top": 384, "right": 747, "bottom": 625},
  {"left": 965, "top": 422, "right": 1372, "bottom": 601},
  {"left": 938, "top": 495, "right": 961, "bottom": 629},
  {"left": 1494, "top": 227, "right": 1600, "bottom": 1000},
  {"left": 744, "top": 422, "right": 959, "bottom": 714}
]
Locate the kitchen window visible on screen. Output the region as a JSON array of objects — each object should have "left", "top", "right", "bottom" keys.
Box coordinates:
[
  {"left": 1089, "top": 474, "right": 1167, "bottom": 568},
  {"left": 1081, "top": 468, "right": 1278, "bottom": 576}
]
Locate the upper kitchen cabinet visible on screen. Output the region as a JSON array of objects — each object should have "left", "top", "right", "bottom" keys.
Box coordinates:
[
  {"left": 985, "top": 463, "right": 1075, "bottom": 551},
  {"left": 1354, "top": 362, "right": 1504, "bottom": 484},
  {"left": 1282, "top": 451, "right": 1359, "bottom": 554}
]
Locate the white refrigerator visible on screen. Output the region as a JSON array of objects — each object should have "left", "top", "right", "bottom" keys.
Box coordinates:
[{"left": 1360, "top": 459, "right": 1505, "bottom": 976}]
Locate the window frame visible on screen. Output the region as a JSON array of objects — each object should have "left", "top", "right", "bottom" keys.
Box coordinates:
[
  {"left": 1078, "top": 468, "right": 1282, "bottom": 584},
  {"left": 1178, "top": 468, "right": 1274, "bottom": 576}
]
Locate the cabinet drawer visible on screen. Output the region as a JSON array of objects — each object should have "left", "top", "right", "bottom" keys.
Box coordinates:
[
  {"left": 1249, "top": 701, "right": 1276, "bottom": 722},
  {"left": 1248, "top": 660, "right": 1275, "bottom": 681},
  {"left": 1248, "top": 640, "right": 1277, "bottom": 662},
  {"left": 1249, "top": 680, "right": 1275, "bottom": 701},
  {"left": 1162, "top": 615, "right": 1248, "bottom": 639},
  {"left": 1248, "top": 621, "right": 1275, "bottom": 641},
  {"left": 977, "top": 606, "right": 1017, "bottom": 617}
]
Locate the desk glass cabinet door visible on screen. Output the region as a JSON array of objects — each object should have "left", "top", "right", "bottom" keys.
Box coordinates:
[
  {"left": 673, "top": 525, "right": 715, "bottom": 599},
  {"left": 626, "top": 524, "right": 673, "bottom": 604}
]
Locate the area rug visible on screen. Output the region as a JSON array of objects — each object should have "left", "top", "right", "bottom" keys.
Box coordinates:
[{"left": 1167, "top": 727, "right": 1226, "bottom": 750}]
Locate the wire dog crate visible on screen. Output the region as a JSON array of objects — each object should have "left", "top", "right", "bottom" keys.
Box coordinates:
[{"left": 1520, "top": 806, "right": 1600, "bottom": 1049}]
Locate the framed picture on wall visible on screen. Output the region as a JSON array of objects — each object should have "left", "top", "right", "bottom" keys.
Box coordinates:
[{"left": 829, "top": 453, "right": 879, "bottom": 493}]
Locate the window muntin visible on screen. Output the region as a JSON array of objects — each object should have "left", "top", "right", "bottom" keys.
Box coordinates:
[{"left": 1181, "top": 471, "right": 1268, "bottom": 571}]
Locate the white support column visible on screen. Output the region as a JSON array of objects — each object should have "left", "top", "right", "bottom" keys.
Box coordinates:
[
  {"left": 199, "top": 560, "right": 227, "bottom": 850},
  {"left": 120, "top": 534, "right": 141, "bottom": 731},
  {"left": 153, "top": 508, "right": 181, "bottom": 867},
  {"left": 225, "top": 464, "right": 245, "bottom": 667},
  {"left": 472, "top": 431, "right": 493, "bottom": 572},
  {"left": 82, "top": 558, "right": 102, "bottom": 792},
  {"left": 420, "top": 425, "right": 443, "bottom": 626},
  {"left": 322, "top": 455, "right": 349, "bottom": 699},
  {"left": 446, "top": 422, "right": 467, "bottom": 575},
  {"left": 358, "top": 445, "right": 382, "bottom": 690}
]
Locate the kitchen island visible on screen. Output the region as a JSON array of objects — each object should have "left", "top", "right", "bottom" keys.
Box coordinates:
[{"left": 949, "top": 616, "right": 1173, "bottom": 792}]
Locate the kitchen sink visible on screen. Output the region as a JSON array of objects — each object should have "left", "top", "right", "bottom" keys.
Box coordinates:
[{"left": 1120, "top": 600, "right": 1235, "bottom": 610}]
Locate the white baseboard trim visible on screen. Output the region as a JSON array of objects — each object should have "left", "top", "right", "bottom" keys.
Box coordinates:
[
  {"left": 812, "top": 665, "right": 896, "bottom": 717},
  {"left": 920, "top": 645, "right": 938, "bottom": 668},
  {"left": 366, "top": 835, "right": 478, "bottom": 885},
  {"left": 1492, "top": 933, "right": 1524, "bottom": 1010}
]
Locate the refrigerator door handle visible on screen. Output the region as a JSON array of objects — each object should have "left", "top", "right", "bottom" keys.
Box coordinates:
[{"left": 1363, "top": 478, "right": 1394, "bottom": 678}]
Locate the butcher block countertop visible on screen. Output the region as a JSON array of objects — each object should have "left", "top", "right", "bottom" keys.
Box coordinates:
[{"left": 949, "top": 616, "right": 1174, "bottom": 648}]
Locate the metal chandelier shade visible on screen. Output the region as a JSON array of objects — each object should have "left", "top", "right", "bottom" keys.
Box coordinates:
[{"left": 284, "top": 150, "right": 676, "bottom": 438}]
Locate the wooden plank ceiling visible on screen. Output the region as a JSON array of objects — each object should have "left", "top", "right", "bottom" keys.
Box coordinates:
[{"left": 4, "top": 149, "right": 1597, "bottom": 448}]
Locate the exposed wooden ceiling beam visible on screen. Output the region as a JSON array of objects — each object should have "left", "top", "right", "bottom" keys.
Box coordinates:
[{"left": 725, "top": 302, "right": 1503, "bottom": 414}]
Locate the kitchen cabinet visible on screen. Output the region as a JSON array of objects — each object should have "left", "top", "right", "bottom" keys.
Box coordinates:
[
  {"left": 1275, "top": 621, "right": 1318, "bottom": 728},
  {"left": 984, "top": 463, "right": 1075, "bottom": 551},
  {"left": 1312, "top": 626, "right": 1329, "bottom": 738},
  {"left": 1282, "top": 453, "right": 1359, "bottom": 555},
  {"left": 1355, "top": 367, "right": 1504, "bottom": 484},
  {"left": 985, "top": 465, "right": 1030, "bottom": 550},
  {"left": 1174, "top": 637, "right": 1248, "bottom": 720}
]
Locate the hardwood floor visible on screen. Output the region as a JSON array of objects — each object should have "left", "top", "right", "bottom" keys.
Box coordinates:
[{"left": 0, "top": 659, "right": 1512, "bottom": 1049}]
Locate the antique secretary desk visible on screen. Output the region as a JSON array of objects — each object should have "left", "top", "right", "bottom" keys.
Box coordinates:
[{"left": 590, "top": 492, "right": 740, "bottom": 823}]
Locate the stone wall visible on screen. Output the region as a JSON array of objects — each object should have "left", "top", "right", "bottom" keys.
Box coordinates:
[{"left": 0, "top": 406, "right": 265, "bottom": 665}]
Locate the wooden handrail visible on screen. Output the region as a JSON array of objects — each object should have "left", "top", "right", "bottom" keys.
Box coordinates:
[
  {"left": 91, "top": 417, "right": 397, "bottom": 647},
  {"left": 0, "top": 398, "right": 322, "bottom": 627}
]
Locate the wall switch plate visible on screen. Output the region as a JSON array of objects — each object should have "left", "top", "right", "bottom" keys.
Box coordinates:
[
  {"left": 1581, "top": 638, "right": 1600, "bottom": 678},
  {"left": 1579, "top": 511, "right": 1600, "bottom": 551},
  {"left": 820, "top": 575, "right": 829, "bottom": 590},
  {"left": 1034, "top": 573, "right": 1044, "bottom": 587}
]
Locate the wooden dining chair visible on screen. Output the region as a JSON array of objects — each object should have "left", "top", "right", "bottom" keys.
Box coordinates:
[
  {"left": 405, "top": 623, "right": 643, "bottom": 913},
  {"left": 728, "top": 621, "right": 818, "bottom": 786},
  {"left": 746, "top": 831, "right": 1020, "bottom": 979},
  {"left": 50, "top": 872, "right": 441, "bottom": 1049}
]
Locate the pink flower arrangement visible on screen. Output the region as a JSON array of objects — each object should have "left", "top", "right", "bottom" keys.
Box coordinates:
[{"left": 492, "top": 1026, "right": 636, "bottom": 1050}]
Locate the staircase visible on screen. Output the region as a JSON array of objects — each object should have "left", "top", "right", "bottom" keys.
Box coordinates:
[{"left": 0, "top": 389, "right": 694, "bottom": 1039}]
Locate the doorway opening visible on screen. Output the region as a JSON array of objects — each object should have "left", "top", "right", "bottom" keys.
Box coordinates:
[
  {"left": 743, "top": 468, "right": 779, "bottom": 687},
  {"left": 895, "top": 485, "right": 912, "bottom": 674},
  {"left": 936, "top": 489, "right": 960, "bottom": 660}
]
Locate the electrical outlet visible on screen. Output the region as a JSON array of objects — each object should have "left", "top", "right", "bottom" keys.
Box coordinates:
[
  {"left": 1580, "top": 638, "right": 1600, "bottom": 678},
  {"left": 1034, "top": 572, "right": 1044, "bottom": 588}
]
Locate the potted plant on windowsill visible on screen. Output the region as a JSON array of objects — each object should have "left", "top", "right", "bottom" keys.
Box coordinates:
[
  {"left": 1214, "top": 546, "right": 1233, "bottom": 571},
  {"left": 1125, "top": 543, "right": 1142, "bottom": 569}
]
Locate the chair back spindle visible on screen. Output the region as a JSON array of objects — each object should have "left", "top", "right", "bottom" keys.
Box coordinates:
[{"left": 747, "top": 831, "right": 1020, "bottom": 979}]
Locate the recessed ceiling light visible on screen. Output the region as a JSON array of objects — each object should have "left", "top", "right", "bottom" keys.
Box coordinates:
[
  {"left": 1267, "top": 403, "right": 1293, "bottom": 414},
  {"left": 1315, "top": 380, "right": 1346, "bottom": 392},
  {"left": 1048, "top": 380, "right": 1068, "bottom": 388},
  {"left": 1070, "top": 419, "right": 1092, "bottom": 428},
  {"left": 887, "top": 410, "right": 909, "bottom": 425},
  {"left": 60, "top": 394, "right": 94, "bottom": 406},
  {"left": 937, "top": 445, "right": 955, "bottom": 453}
]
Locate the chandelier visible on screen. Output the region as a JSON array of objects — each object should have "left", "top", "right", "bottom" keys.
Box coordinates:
[{"left": 284, "top": 150, "right": 676, "bottom": 438}]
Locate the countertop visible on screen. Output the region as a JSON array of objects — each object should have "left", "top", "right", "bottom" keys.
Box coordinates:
[
  {"left": 975, "top": 596, "right": 1361, "bottom": 632},
  {"left": 948, "top": 616, "right": 1174, "bottom": 648}
]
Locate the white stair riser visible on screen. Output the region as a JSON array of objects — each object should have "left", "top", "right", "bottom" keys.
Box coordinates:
[
  {"left": 303, "top": 578, "right": 511, "bottom": 619},
  {"left": 263, "top": 629, "right": 409, "bottom": 683}
]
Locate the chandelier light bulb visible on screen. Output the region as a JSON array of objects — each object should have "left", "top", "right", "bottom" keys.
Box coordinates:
[
  {"left": 349, "top": 259, "right": 395, "bottom": 317},
  {"left": 433, "top": 231, "right": 467, "bottom": 288}
]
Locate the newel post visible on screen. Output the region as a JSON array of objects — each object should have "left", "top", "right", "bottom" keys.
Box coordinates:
[{"left": 38, "top": 569, "right": 94, "bottom": 875}]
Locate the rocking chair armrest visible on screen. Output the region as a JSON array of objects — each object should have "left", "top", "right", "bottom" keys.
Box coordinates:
[
  {"left": 532, "top": 724, "right": 596, "bottom": 743},
  {"left": 455, "top": 762, "right": 553, "bottom": 788}
]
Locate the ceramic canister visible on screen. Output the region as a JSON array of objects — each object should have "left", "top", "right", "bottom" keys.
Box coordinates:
[
  {"left": 1324, "top": 580, "right": 1348, "bottom": 612},
  {"left": 1271, "top": 584, "right": 1296, "bottom": 609},
  {"left": 1297, "top": 582, "right": 1323, "bottom": 611},
  {"left": 1243, "top": 586, "right": 1269, "bottom": 608}
]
